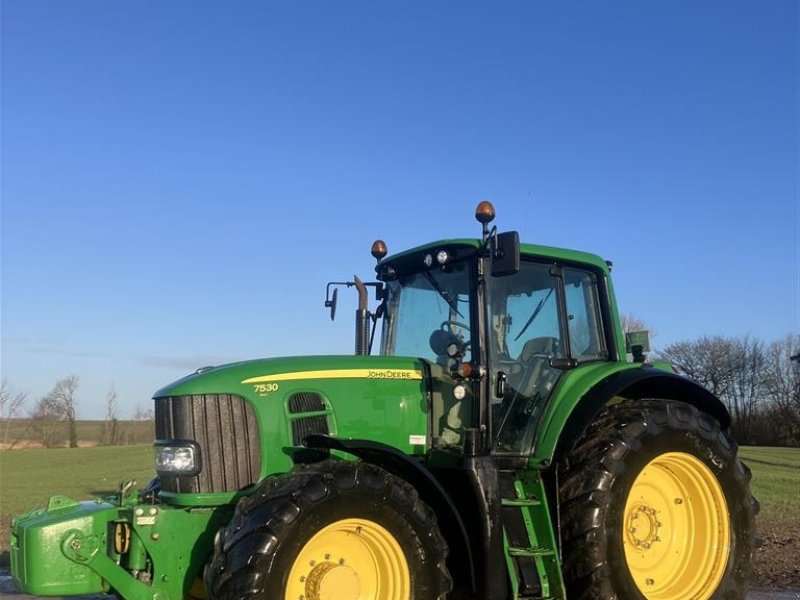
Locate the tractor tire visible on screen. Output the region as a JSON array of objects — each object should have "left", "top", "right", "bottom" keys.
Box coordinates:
[
  {"left": 204, "top": 460, "right": 452, "bottom": 600},
  {"left": 559, "top": 399, "right": 757, "bottom": 600}
]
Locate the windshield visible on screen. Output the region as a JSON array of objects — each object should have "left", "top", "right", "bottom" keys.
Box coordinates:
[{"left": 381, "top": 261, "right": 473, "bottom": 362}]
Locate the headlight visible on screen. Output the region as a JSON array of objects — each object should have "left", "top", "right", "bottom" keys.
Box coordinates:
[{"left": 154, "top": 441, "right": 201, "bottom": 476}]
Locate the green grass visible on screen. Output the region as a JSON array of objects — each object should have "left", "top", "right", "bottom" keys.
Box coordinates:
[
  {"left": 739, "top": 446, "right": 800, "bottom": 518},
  {"left": 0, "top": 445, "right": 154, "bottom": 556}
]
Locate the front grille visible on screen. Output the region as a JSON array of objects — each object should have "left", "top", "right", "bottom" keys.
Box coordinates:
[{"left": 155, "top": 394, "right": 261, "bottom": 494}]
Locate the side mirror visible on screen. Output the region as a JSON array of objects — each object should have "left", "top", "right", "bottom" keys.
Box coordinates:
[
  {"left": 325, "top": 288, "right": 338, "bottom": 321},
  {"left": 491, "top": 231, "right": 520, "bottom": 276},
  {"left": 625, "top": 330, "right": 651, "bottom": 353}
]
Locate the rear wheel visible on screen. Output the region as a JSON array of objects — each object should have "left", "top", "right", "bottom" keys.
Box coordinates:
[
  {"left": 559, "top": 399, "right": 757, "bottom": 600},
  {"left": 204, "top": 461, "right": 451, "bottom": 600}
]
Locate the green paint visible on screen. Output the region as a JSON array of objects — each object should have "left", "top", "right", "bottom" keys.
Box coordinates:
[{"left": 12, "top": 500, "right": 118, "bottom": 596}]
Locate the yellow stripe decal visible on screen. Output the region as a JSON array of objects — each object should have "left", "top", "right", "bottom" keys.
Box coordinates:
[{"left": 242, "top": 369, "right": 423, "bottom": 384}]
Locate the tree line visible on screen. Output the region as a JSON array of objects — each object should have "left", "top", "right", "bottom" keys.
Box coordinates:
[
  {"left": 658, "top": 334, "right": 799, "bottom": 446},
  {"left": 0, "top": 377, "right": 154, "bottom": 449}
]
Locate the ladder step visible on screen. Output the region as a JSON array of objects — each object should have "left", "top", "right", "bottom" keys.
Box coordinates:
[
  {"left": 507, "top": 546, "right": 556, "bottom": 557},
  {"left": 501, "top": 497, "right": 541, "bottom": 507}
]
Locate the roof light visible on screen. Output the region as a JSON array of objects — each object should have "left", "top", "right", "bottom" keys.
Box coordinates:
[
  {"left": 371, "top": 240, "right": 388, "bottom": 261},
  {"left": 475, "top": 200, "right": 496, "bottom": 224},
  {"left": 436, "top": 250, "right": 449, "bottom": 265}
]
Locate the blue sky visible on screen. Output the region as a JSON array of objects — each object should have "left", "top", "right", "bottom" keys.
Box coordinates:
[{"left": 2, "top": 1, "right": 798, "bottom": 419}]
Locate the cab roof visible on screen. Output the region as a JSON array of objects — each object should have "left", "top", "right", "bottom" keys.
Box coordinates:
[{"left": 379, "top": 238, "right": 611, "bottom": 274}]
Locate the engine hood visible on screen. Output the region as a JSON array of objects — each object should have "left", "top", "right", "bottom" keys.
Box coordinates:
[{"left": 154, "top": 354, "right": 429, "bottom": 398}]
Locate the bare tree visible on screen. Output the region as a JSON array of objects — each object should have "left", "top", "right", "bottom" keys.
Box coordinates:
[
  {"left": 0, "top": 379, "right": 28, "bottom": 448},
  {"left": 58, "top": 376, "right": 79, "bottom": 447},
  {"left": 30, "top": 393, "right": 67, "bottom": 448},
  {"left": 762, "top": 334, "right": 800, "bottom": 444},
  {"left": 659, "top": 335, "right": 800, "bottom": 444},
  {"left": 31, "top": 375, "right": 78, "bottom": 448},
  {"left": 659, "top": 336, "right": 738, "bottom": 399},
  {"left": 133, "top": 404, "right": 155, "bottom": 421},
  {"left": 620, "top": 313, "right": 656, "bottom": 337},
  {"left": 128, "top": 403, "right": 155, "bottom": 445},
  {"left": 726, "top": 336, "right": 766, "bottom": 443},
  {"left": 102, "top": 386, "right": 120, "bottom": 446}
]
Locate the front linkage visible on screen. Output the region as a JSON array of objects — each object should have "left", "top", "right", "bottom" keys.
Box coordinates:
[{"left": 11, "top": 481, "right": 229, "bottom": 600}]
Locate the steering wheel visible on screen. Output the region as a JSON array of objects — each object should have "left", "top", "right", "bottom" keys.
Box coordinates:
[{"left": 431, "top": 320, "right": 470, "bottom": 357}]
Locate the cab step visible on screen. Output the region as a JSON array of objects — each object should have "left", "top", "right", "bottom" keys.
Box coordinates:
[{"left": 499, "top": 471, "right": 565, "bottom": 600}]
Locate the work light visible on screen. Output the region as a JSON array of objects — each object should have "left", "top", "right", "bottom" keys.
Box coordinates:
[{"left": 154, "top": 441, "right": 201, "bottom": 475}]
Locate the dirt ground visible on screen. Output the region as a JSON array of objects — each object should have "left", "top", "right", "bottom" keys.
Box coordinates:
[{"left": 753, "top": 520, "right": 800, "bottom": 589}]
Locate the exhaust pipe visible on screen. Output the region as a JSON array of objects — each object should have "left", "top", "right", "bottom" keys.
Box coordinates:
[{"left": 354, "top": 276, "right": 370, "bottom": 355}]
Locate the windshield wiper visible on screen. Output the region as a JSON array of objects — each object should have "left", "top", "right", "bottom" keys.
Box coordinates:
[
  {"left": 514, "top": 287, "right": 554, "bottom": 342},
  {"left": 422, "top": 270, "right": 464, "bottom": 318}
]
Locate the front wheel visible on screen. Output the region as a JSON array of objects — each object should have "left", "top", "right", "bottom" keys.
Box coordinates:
[
  {"left": 204, "top": 461, "right": 452, "bottom": 600},
  {"left": 559, "top": 399, "right": 757, "bottom": 600}
]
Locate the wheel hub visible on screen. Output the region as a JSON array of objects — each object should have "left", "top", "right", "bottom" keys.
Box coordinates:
[{"left": 626, "top": 504, "right": 662, "bottom": 549}]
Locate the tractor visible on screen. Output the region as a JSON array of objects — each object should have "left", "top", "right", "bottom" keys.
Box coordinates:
[{"left": 11, "top": 201, "right": 757, "bottom": 599}]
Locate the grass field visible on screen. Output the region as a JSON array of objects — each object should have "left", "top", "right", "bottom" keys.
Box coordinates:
[
  {"left": 0, "top": 445, "right": 153, "bottom": 559},
  {"left": 740, "top": 446, "right": 800, "bottom": 516},
  {"left": 0, "top": 444, "right": 797, "bottom": 585}
]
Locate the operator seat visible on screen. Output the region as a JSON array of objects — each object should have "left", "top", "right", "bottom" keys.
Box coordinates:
[{"left": 512, "top": 336, "right": 559, "bottom": 399}]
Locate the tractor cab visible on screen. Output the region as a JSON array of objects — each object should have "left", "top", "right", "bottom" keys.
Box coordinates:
[{"left": 370, "top": 201, "right": 618, "bottom": 457}]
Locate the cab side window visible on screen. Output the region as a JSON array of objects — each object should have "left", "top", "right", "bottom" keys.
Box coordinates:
[{"left": 563, "top": 268, "right": 608, "bottom": 361}]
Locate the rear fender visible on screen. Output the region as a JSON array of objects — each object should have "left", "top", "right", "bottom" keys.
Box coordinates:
[{"left": 550, "top": 367, "right": 729, "bottom": 463}]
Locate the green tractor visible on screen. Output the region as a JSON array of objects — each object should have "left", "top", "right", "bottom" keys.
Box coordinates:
[{"left": 12, "top": 202, "right": 756, "bottom": 600}]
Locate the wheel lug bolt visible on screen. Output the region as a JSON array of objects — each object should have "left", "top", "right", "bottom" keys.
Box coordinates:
[
  {"left": 646, "top": 578, "right": 655, "bottom": 586},
  {"left": 674, "top": 498, "right": 683, "bottom": 505}
]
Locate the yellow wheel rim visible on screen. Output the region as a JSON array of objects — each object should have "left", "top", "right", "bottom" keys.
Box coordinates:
[
  {"left": 284, "top": 518, "right": 410, "bottom": 600},
  {"left": 623, "top": 451, "right": 730, "bottom": 600}
]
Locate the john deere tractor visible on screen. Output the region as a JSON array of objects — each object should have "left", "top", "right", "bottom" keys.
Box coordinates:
[{"left": 12, "top": 202, "right": 756, "bottom": 600}]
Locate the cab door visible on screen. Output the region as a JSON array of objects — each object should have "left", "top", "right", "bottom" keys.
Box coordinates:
[{"left": 488, "top": 261, "right": 609, "bottom": 455}]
